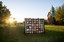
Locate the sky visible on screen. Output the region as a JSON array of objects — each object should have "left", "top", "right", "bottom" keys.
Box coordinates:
[{"left": 1, "top": 0, "right": 64, "bottom": 22}]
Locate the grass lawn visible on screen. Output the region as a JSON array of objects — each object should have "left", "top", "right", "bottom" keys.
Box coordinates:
[{"left": 0, "top": 25, "right": 64, "bottom": 42}]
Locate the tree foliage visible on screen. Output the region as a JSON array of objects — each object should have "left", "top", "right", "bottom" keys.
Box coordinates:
[
  {"left": 55, "top": 4, "right": 64, "bottom": 24},
  {"left": 0, "top": 1, "right": 11, "bottom": 24},
  {"left": 55, "top": 7, "right": 63, "bottom": 21},
  {"left": 47, "top": 4, "right": 64, "bottom": 25},
  {"left": 47, "top": 6, "right": 56, "bottom": 24}
]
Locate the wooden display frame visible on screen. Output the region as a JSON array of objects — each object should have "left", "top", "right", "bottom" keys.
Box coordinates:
[{"left": 24, "top": 18, "right": 45, "bottom": 33}]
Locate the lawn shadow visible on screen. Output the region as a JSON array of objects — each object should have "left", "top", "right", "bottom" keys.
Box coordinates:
[
  {"left": 44, "top": 30, "right": 64, "bottom": 42},
  {"left": 19, "top": 27, "right": 64, "bottom": 42},
  {"left": 0, "top": 26, "right": 64, "bottom": 42}
]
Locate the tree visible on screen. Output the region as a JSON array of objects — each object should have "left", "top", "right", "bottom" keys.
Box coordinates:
[
  {"left": 47, "top": 6, "right": 56, "bottom": 24},
  {"left": 55, "top": 7, "right": 63, "bottom": 21},
  {"left": 47, "top": 4, "right": 64, "bottom": 25},
  {"left": 61, "top": 4, "right": 64, "bottom": 24},
  {"left": 54, "top": 4, "right": 64, "bottom": 25},
  {"left": 0, "top": 1, "right": 11, "bottom": 24},
  {"left": 62, "top": 4, "right": 64, "bottom": 12},
  {"left": 50, "top": 6, "right": 55, "bottom": 17}
]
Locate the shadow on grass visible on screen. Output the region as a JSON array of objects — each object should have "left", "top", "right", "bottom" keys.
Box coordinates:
[
  {"left": 44, "top": 30, "right": 64, "bottom": 42},
  {"left": 0, "top": 26, "right": 64, "bottom": 42},
  {"left": 19, "top": 27, "right": 64, "bottom": 42}
]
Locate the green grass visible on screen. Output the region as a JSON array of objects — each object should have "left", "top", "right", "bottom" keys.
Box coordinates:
[{"left": 0, "top": 25, "right": 64, "bottom": 42}]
